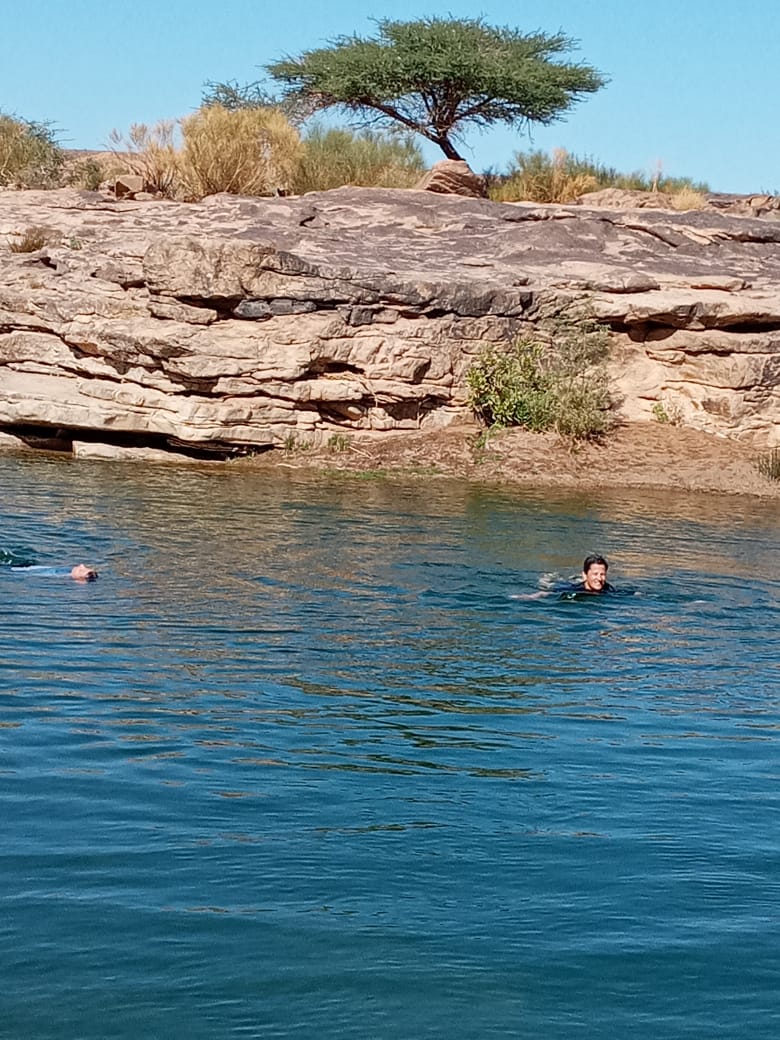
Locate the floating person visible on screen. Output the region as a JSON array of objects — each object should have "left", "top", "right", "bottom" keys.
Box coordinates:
[
  {"left": 512, "top": 553, "right": 618, "bottom": 601},
  {"left": 23, "top": 563, "right": 98, "bottom": 582},
  {"left": 1, "top": 553, "right": 99, "bottom": 581}
]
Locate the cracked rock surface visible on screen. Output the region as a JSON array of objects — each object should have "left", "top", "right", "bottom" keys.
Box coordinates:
[{"left": 2, "top": 185, "right": 780, "bottom": 453}]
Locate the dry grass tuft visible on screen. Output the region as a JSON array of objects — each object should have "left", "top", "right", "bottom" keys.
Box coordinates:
[
  {"left": 109, "top": 121, "right": 179, "bottom": 197},
  {"left": 179, "top": 105, "right": 303, "bottom": 199},
  {"left": 488, "top": 149, "right": 709, "bottom": 205},
  {"left": 8, "top": 225, "right": 50, "bottom": 252},
  {"left": 489, "top": 148, "right": 597, "bottom": 203},
  {"left": 669, "top": 188, "right": 708, "bottom": 211}
]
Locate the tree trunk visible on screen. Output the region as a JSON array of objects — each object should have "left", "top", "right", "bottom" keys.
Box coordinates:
[{"left": 435, "top": 136, "right": 464, "bottom": 162}]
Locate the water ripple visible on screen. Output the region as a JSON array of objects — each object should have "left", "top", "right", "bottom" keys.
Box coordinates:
[{"left": 2, "top": 457, "right": 780, "bottom": 1039}]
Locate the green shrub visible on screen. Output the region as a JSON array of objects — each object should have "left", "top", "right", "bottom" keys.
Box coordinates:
[
  {"left": 652, "top": 401, "right": 670, "bottom": 424},
  {"left": 327, "top": 432, "right": 352, "bottom": 453},
  {"left": 467, "top": 307, "right": 614, "bottom": 442},
  {"left": 488, "top": 148, "right": 709, "bottom": 203},
  {"left": 65, "top": 157, "right": 105, "bottom": 190},
  {"left": 293, "top": 126, "right": 425, "bottom": 194},
  {"left": 0, "top": 113, "right": 64, "bottom": 188},
  {"left": 489, "top": 148, "right": 597, "bottom": 203},
  {"left": 467, "top": 339, "right": 554, "bottom": 430},
  {"left": 652, "top": 398, "right": 683, "bottom": 425}
]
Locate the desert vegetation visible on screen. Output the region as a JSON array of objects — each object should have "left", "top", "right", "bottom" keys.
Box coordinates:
[
  {"left": 1, "top": 104, "right": 713, "bottom": 207},
  {"left": 179, "top": 105, "right": 302, "bottom": 198},
  {"left": 7, "top": 225, "right": 51, "bottom": 252},
  {"left": 260, "top": 17, "right": 605, "bottom": 162},
  {"left": 0, "top": 113, "right": 64, "bottom": 188},
  {"left": 0, "top": 11, "right": 726, "bottom": 205},
  {"left": 110, "top": 107, "right": 304, "bottom": 199},
  {"left": 106, "top": 107, "right": 426, "bottom": 199},
  {"left": 0, "top": 99, "right": 715, "bottom": 208},
  {"left": 291, "top": 126, "right": 425, "bottom": 193},
  {"left": 467, "top": 307, "right": 614, "bottom": 443},
  {"left": 757, "top": 448, "right": 780, "bottom": 481},
  {"left": 487, "top": 148, "right": 709, "bottom": 205}
]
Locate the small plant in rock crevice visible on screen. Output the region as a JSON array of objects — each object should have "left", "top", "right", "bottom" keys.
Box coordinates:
[
  {"left": 467, "top": 305, "right": 614, "bottom": 443},
  {"left": 652, "top": 397, "right": 683, "bottom": 426},
  {"left": 757, "top": 448, "right": 780, "bottom": 481},
  {"left": 652, "top": 401, "right": 670, "bottom": 424},
  {"left": 327, "top": 432, "right": 352, "bottom": 453},
  {"left": 8, "top": 225, "right": 49, "bottom": 252},
  {"left": 283, "top": 432, "right": 312, "bottom": 452}
]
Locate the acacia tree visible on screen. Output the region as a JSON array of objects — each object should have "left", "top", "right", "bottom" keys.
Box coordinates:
[{"left": 263, "top": 17, "right": 606, "bottom": 162}]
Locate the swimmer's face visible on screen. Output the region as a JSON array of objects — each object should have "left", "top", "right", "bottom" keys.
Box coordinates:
[
  {"left": 71, "top": 564, "right": 98, "bottom": 582},
  {"left": 582, "top": 563, "right": 607, "bottom": 592}
]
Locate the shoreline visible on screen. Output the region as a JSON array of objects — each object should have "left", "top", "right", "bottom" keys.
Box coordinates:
[
  {"left": 242, "top": 421, "right": 780, "bottom": 499},
  {"left": 2, "top": 421, "right": 779, "bottom": 499}
]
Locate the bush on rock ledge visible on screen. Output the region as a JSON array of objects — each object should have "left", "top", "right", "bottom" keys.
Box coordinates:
[{"left": 467, "top": 307, "right": 614, "bottom": 443}]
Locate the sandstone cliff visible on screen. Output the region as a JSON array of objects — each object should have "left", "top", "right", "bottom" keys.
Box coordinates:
[{"left": 2, "top": 186, "right": 780, "bottom": 457}]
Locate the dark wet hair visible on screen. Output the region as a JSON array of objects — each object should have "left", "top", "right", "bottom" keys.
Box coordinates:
[{"left": 583, "top": 554, "right": 608, "bottom": 573}]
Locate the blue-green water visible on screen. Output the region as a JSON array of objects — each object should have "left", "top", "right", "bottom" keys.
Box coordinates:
[{"left": 2, "top": 455, "right": 780, "bottom": 1039}]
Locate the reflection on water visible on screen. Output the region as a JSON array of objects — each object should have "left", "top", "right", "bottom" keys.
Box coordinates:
[{"left": 2, "top": 455, "right": 780, "bottom": 1039}]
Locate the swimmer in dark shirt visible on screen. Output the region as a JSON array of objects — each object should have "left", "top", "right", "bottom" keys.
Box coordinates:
[
  {"left": 512, "top": 553, "right": 617, "bottom": 601},
  {"left": 568, "top": 554, "right": 616, "bottom": 595}
]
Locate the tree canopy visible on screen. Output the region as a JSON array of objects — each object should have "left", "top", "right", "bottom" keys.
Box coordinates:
[{"left": 264, "top": 17, "right": 607, "bottom": 161}]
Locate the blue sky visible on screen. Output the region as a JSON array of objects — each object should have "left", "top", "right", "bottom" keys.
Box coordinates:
[{"left": 1, "top": 0, "right": 776, "bottom": 192}]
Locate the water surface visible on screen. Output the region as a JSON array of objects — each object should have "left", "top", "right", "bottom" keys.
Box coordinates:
[{"left": 2, "top": 455, "right": 779, "bottom": 1039}]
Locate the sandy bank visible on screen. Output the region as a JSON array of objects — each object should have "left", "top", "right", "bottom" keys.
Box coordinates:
[{"left": 246, "top": 421, "right": 780, "bottom": 499}]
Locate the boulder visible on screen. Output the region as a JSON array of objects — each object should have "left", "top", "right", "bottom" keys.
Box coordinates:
[
  {"left": 113, "top": 174, "right": 145, "bottom": 198},
  {"left": 415, "top": 160, "right": 487, "bottom": 199}
]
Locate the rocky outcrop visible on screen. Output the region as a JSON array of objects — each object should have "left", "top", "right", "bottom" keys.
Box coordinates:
[
  {"left": 415, "top": 160, "right": 487, "bottom": 199},
  {"left": 580, "top": 186, "right": 780, "bottom": 219},
  {"left": 3, "top": 186, "right": 780, "bottom": 455}
]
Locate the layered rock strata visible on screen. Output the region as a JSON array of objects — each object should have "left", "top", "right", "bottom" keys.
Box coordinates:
[{"left": 2, "top": 186, "right": 780, "bottom": 455}]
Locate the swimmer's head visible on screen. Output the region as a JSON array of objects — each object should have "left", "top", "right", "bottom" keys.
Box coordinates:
[
  {"left": 71, "top": 564, "right": 98, "bottom": 582},
  {"left": 582, "top": 554, "right": 608, "bottom": 592}
]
